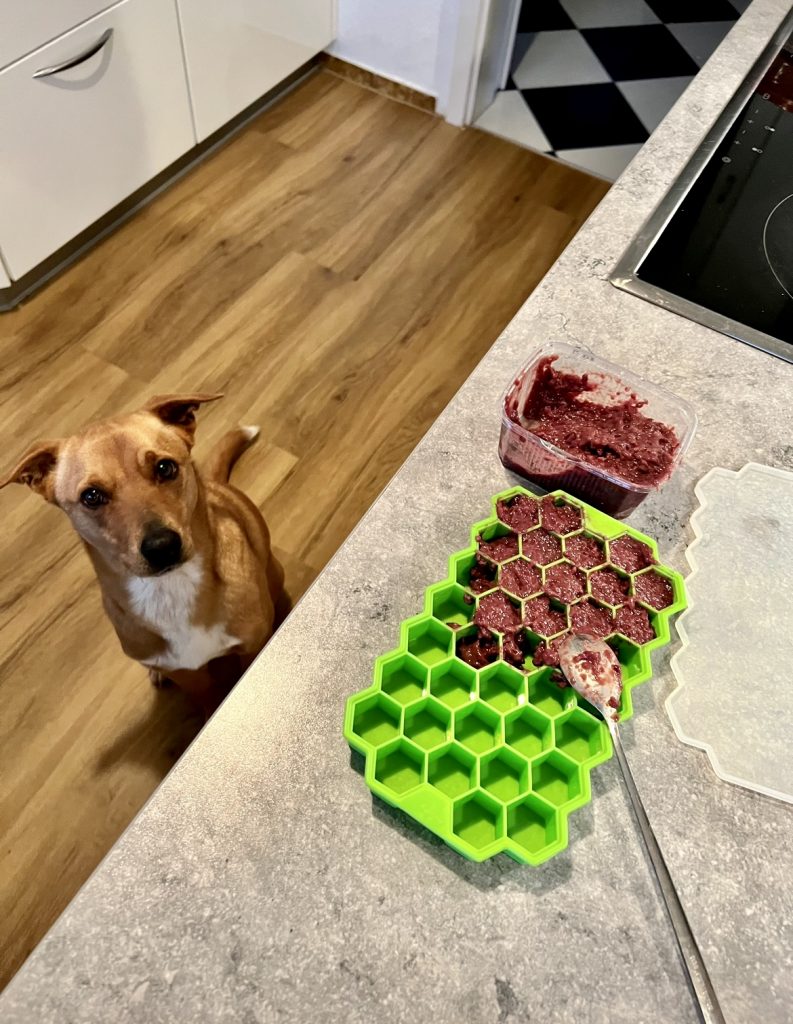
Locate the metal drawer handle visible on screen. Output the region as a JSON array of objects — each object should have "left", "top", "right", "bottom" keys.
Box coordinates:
[{"left": 33, "top": 27, "right": 113, "bottom": 79}]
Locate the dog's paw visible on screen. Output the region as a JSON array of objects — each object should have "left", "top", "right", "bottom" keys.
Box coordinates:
[{"left": 148, "top": 668, "right": 173, "bottom": 689}]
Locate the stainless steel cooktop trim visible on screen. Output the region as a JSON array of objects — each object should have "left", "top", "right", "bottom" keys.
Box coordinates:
[{"left": 610, "top": 9, "right": 793, "bottom": 365}]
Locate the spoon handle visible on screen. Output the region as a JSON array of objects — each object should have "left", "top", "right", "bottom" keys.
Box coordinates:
[{"left": 608, "top": 722, "right": 727, "bottom": 1024}]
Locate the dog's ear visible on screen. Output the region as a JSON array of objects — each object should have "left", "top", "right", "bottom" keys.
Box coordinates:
[
  {"left": 0, "top": 440, "right": 61, "bottom": 501},
  {"left": 143, "top": 393, "right": 223, "bottom": 447}
]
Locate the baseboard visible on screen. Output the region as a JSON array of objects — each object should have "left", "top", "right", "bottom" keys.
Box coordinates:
[
  {"left": 0, "top": 58, "right": 322, "bottom": 313},
  {"left": 319, "top": 54, "right": 437, "bottom": 114}
]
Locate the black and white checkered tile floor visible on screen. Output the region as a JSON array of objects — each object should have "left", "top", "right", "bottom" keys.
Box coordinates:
[{"left": 474, "top": 0, "right": 749, "bottom": 179}]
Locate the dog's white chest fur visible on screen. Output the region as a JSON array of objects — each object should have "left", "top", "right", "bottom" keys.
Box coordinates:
[{"left": 127, "top": 559, "right": 238, "bottom": 672}]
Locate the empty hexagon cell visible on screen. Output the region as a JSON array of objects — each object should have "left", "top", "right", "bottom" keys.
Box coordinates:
[
  {"left": 569, "top": 599, "right": 614, "bottom": 639},
  {"left": 496, "top": 493, "right": 540, "bottom": 532},
  {"left": 499, "top": 557, "right": 542, "bottom": 598},
  {"left": 405, "top": 617, "right": 453, "bottom": 666},
  {"left": 427, "top": 743, "right": 476, "bottom": 799},
  {"left": 480, "top": 748, "right": 529, "bottom": 802},
  {"left": 555, "top": 707, "right": 609, "bottom": 764},
  {"left": 529, "top": 672, "right": 576, "bottom": 717},
  {"left": 429, "top": 660, "right": 476, "bottom": 709},
  {"left": 477, "top": 528, "right": 520, "bottom": 564},
  {"left": 589, "top": 567, "right": 630, "bottom": 606},
  {"left": 403, "top": 697, "right": 451, "bottom": 750},
  {"left": 614, "top": 602, "right": 655, "bottom": 645},
  {"left": 608, "top": 535, "right": 655, "bottom": 572},
  {"left": 531, "top": 751, "right": 583, "bottom": 807},
  {"left": 564, "top": 532, "right": 606, "bottom": 569},
  {"left": 523, "top": 596, "right": 568, "bottom": 638},
  {"left": 455, "top": 627, "right": 500, "bottom": 669},
  {"left": 507, "top": 795, "right": 560, "bottom": 860},
  {"left": 351, "top": 692, "right": 401, "bottom": 747},
  {"left": 379, "top": 653, "right": 427, "bottom": 705},
  {"left": 374, "top": 739, "right": 425, "bottom": 795},
  {"left": 540, "top": 496, "right": 582, "bottom": 535},
  {"left": 429, "top": 582, "right": 475, "bottom": 629},
  {"left": 474, "top": 591, "right": 521, "bottom": 634},
  {"left": 543, "top": 562, "right": 586, "bottom": 603},
  {"left": 453, "top": 790, "right": 504, "bottom": 851},
  {"left": 521, "top": 528, "right": 562, "bottom": 566},
  {"left": 479, "top": 662, "right": 527, "bottom": 712},
  {"left": 608, "top": 635, "right": 644, "bottom": 686},
  {"left": 505, "top": 704, "right": 553, "bottom": 758},
  {"left": 454, "top": 702, "right": 501, "bottom": 754},
  {"left": 633, "top": 568, "right": 674, "bottom": 610}
]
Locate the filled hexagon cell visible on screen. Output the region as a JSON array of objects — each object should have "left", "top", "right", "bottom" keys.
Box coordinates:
[
  {"left": 531, "top": 751, "right": 584, "bottom": 807},
  {"left": 523, "top": 596, "right": 568, "bottom": 639},
  {"left": 589, "top": 567, "right": 630, "bottom": 606},
  {"left": 427, "top": 743, "right": 476, "bottom": 799},
  {"left": 507, "top": 795, "right": 560, "bottom": 859},
  {"left": 504, "top": 703, "right": 553, "bottom": 758},
  {"left": 477, "top": 525, "right": 520, "bottom": 564},
  {"left": 499, "top": 557, "right": 542, "bottom": 599},
  {"left": 378, "top": 652, "right": 427, "bottom": 705},
  {"left": 454, "top": 702, "right": 501, "bottom": 754},
  {"left": 429, "top": 659, "right": 476, "bottom": 709},
  {"left": 555, "top": 707, "right": 609, "bottom": 764},
  {"left": 479, "top": 662, "right": 527, "bottom": 713},
  {"left": 614, "top": 602, "right": 655, "bottom": 645},
  {"left": 374, "top": 739, "right": 425, "bottom": 795},
  {"left": 429, "top": 581, "right": 475, "bottom": 629},
  {"left": 351, "top": 692, "right": 401, "bottom": 747},
  {"left": 474, "top": 591, "right": 521, "bottom": 634},
  {"left": 543, "top": 562, "right": 586, "bottom": 603},
  {"left": 569, "top": 598, "right": 614, "bottom": 639},
  {"left": 564, "top": 532, "right": 606, "bottom": 569},
  {"left": 405, "top": 616, "right": 454, "bottom": 666},
  {"left": 521, "top": 528, "right": 563, "bottom": 566},
  {"left": 633, "top": 568, "right": 674, "bottom": 610},
  {"left": 480, "top": 748, "right": 529, "bottom": 803},
  {"left": 455, "top": 626, "right": 500, "bottom": 670},
  {"left": 496, "top": 493, "right": 540, "bottom": 532},
  {"left": 451, "top": 549, "right": 498, "bottom": 595},
  {"left": 539, "top": 496, "right": 583, "bottom": 535},
  {"left": 403, "top": 697, "right": 451, "bottom": 751},
  {"left": 608, "top": 535, "right": 655, "bottom": 573},
  {"left": 452, "top": 790, "right": 504, "bottom": 850}
]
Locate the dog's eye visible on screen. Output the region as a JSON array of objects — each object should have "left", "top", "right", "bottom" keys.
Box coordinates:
[
  {"left": 155, "top": 459, "right": 179, "bottom": 482},
  {"left": 80, "top": 487, "right": 107, "bottom": 509}
]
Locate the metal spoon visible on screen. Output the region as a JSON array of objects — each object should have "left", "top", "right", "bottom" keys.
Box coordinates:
[{"left": 558, "top": 634, "right": 726, "bottom": 1024}]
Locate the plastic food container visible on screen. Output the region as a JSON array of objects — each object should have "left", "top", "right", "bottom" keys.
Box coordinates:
[
  {"left": 498, "top": 342, "right": 697, "bottom": 519},
  {"left": 343, "top": 486, "right": 686, "bottom": 865}
]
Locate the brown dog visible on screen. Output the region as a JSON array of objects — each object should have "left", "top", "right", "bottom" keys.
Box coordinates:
[{"left": 0, "top": 394, "right": 285, "bottom": 714}]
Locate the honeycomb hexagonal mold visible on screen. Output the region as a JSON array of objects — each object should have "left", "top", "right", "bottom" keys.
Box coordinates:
[{"left": 345, "top": 487, "right": 686, "bottom": 865}]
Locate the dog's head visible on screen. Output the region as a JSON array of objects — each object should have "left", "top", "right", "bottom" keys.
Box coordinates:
[{"left": 0, "top": 393, "right": 222, "bottom": 577}]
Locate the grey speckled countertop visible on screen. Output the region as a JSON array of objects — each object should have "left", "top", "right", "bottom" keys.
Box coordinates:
[{"left": 4, "top": 2, "right": 793, "bottom": 1021}]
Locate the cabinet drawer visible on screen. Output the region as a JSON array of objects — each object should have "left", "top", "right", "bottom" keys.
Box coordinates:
[
  {"left": 0, "top": 0, "right": 195, "bottom": 279},
  {"left": 0, "top": 0, "right": 119, "bottom": 72},
  {"left": 178, "top": 0, "right": 335, "bottom": 141}
]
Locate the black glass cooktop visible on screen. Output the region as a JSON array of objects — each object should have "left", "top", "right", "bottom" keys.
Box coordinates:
[{"left": 612, "top": 16, "right": 793, "bottom": 363}]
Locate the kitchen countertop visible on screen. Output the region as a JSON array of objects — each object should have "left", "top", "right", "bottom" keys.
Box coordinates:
[{"left": 3, "top": 1, "right": 793, "bottom": 1021}]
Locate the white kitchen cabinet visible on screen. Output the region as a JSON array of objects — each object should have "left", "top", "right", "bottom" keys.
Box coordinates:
[
  {"left": 0, "top": 0, "right": 119, "bottom": 71},
  {"left": 177, "top": 0, "right": 335, "bottom": 141},
  {"left": 0, "top": 259, "right": 10, "bottom": 290},
  {"left": 0, "top": 0, "right": 195, "bottom": 280}
]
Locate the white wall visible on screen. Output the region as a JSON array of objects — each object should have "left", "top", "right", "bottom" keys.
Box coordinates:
[{"left": 329, "top": 0, "right": 445, "bottom": 96}]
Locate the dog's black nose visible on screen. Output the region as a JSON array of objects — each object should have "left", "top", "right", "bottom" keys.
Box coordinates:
[{"left": 140, "top": 527, "right": 182, "bottom": 572}]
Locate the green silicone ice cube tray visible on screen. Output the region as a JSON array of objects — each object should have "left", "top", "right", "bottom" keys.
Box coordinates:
[{"left": 344, "top": 487, "right": 686, "bottom": 865}]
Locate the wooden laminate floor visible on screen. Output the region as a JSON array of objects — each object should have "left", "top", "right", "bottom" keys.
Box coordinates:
[{"left": 0, "top": 70, "right": 608, "bottom": 987}]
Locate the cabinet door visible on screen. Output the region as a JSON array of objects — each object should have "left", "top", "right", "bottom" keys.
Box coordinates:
[
  {"left": 0, "top": 0, "right": 118, "bottom": 71},
  {"left": 0, "top": 0, "right": 195, "bottom": 280},
  {"left": 178, "top": 0, "right": 335, "bottom": 141},
  {"left": 0, "top": 258, "right": 10, "bottom": 290}
]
